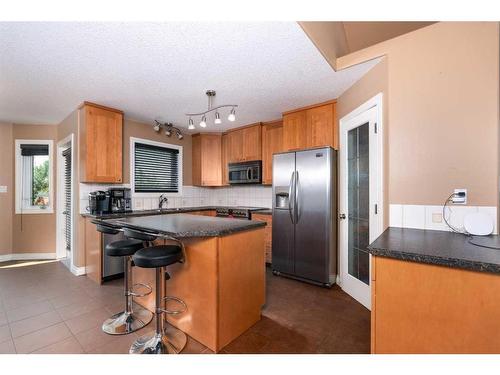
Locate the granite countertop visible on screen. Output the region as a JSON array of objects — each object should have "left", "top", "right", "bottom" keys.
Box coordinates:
[
  {"left": 368, "top": 227, "right": 500, "bottom": 274},
  {"left": 81, "top": 206, "right": 270, "bottom": 219},
  {"left": 104, "top": 213, "right": 267, "bottom": 238}
]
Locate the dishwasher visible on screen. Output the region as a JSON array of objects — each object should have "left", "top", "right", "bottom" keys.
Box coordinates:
[{"left": 102, "top": 231, "right": 125, "bottom": 281}]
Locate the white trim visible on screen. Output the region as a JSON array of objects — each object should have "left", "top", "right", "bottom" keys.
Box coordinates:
[
  {"left": 0, "top": 253, "right": 57, "bottom": 263},
  {"left": 56, "top": 134, "right": 76, "bottom": 272},
  {"left": 71, "top": 265, "right": 86, "bottom": 276},
  {"left": 129, "top": 136, "right": 183, "bottom": 198},
  {"left": 338, "top": 93, "right": 384, "bottom": 310},
  {"left": 15, "top": 139, "right": 54, "bottom": 214}
]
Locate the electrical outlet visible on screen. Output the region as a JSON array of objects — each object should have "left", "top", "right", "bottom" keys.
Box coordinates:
[
  {"left": 432, "top": 213, "right": 443, "bottom": 223},
  {"left": 452, "top": 188, "right": 467, "bottom": 204}
]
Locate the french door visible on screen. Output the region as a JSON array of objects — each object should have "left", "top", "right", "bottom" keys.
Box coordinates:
[{"left": 339, "top": 104, "right": 382, "bottom": 310}]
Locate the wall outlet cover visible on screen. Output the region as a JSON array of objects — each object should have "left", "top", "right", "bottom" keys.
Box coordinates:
[
  {"left": 452, "top": 188, "right": 467, "bottom": 204},
  {"left": 432, "top": 213, "right": 443, "bottom": 223}
]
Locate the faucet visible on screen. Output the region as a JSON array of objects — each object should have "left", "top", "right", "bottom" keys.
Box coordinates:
[{"left": 159, "top": 194, "right": 169, "bottom": 210}]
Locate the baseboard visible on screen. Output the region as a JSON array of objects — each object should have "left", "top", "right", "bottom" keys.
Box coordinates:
[
  {"left": 71, "top": 264, "right": 86, "bottom": 276},
  {"left": 0, "top": 253, "right": 57, "bottom": 263}
]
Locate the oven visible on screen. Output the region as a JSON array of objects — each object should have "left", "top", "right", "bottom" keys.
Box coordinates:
[{"left": 228, "top": 161, "right": 262, "bottom": 184}]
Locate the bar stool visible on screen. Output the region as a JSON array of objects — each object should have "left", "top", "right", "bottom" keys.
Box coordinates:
[
  {"left": 93, "top": 221, "right": 153, "bottom": 335},
  {"left": 129, "top": 245, "right": 188, "bottom": 354}
]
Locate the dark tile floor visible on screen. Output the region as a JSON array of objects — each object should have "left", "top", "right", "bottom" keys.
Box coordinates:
[{"left": 0, "top": 260, "right": 370, "bottom": 354}]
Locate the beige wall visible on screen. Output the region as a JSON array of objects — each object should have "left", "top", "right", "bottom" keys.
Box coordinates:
[
  {"left": 337, "top": 58, "right": 389, "bottom": 226},
  {"left": 0, "top": 123, "right": 14, "bottom": 255},
  {"left": 122, "top": 118, "right": 193, "bottom": 186},
  {"left": 12, "top": 124, "right": 58, "bottom": 253},
  {"left": 336, "top": 22, "right": 499, "bottom": 207}
]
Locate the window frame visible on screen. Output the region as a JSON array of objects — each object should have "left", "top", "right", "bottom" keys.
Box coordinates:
[
  {"left": 130, "top": 137, "right": 183, "bottom": 198},
  {"left": 15, "top": 139, "right": 54, "bottom": 214}
]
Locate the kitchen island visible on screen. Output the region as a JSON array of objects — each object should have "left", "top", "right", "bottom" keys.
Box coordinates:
[
  {"left": 105, "top": 213, "right": 266, "bottom": 353},
  {"left": 368, "top": 227, "right": 500, "bottom": 354}
]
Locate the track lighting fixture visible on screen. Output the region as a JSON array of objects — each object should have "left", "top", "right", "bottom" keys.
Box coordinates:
[
  {"left": 185, "top": 90, "right": 238, "bottom": 129},
  {"left": 152, "top": 120, "right": 184, "bottom": 140}
]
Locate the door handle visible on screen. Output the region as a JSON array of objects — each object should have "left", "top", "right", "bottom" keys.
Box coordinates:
[
  {"left": 288, "top": 172, "right": 295, "bottom": 224},
  {"left": 247, "top": 168, "right": 252, "bottom": 181},
  {"left": 294, "top": 171, "right": 299, "bottom": 223},
  {"left": 339, "top": 213, "right": 346, "bottom": 220}
]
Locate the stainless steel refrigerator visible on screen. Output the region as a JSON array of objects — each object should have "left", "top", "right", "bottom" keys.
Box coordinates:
[{"left": 272, "top": 147, "right": 337, "bottom": 287}]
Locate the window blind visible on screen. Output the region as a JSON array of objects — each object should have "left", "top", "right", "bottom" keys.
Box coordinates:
[
  {"left": 134, "top": 142, "right": 179, "bottom": 193},
  {"left": 20, "top": 144, "right": 49, "bottom": 156},
  {"left": 62, "top": 147, "right": 72, "bottom": 251}
]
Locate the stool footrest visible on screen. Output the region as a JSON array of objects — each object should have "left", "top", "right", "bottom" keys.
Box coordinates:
[
  {"left": 160, "top": 296, "right": 187, "bottom": 315},
  {"left": 127, "top": 283, "right": 153, "bottom": 298}
]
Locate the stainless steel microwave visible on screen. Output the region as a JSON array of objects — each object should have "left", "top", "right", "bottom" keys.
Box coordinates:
[{"left": 228, "top": 161, "right": 262, "bottom": 184}]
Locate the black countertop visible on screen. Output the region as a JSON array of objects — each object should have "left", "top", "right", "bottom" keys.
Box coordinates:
[
  {"left": 105, "top": 213, "right": 266, "bottom": 238},
  {"left": 368, "top": 227, "right": 500, "bottom": 274},
  {"left": 81, "top": 206, "right": 270, "bottom": 220}
]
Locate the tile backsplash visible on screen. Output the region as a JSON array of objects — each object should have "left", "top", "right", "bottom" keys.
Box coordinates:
[
  {"left": 79, "top": 184, "right": 272, "bottom": 214},
  {"left": 389, "top": 204, "right": 498, "bottom": 234}
]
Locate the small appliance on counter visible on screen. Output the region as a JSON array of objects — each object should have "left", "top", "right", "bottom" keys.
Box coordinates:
[
  {"left": 88, "top": 190, "right": 111, "bottom": 215},
  {"left": 109, "top": 187, "right": 132, "bottom": 214}
]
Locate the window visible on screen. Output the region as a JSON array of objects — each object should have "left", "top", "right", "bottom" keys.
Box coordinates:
[
  {"left": 15, "top": 140, "right": 54, "bottom": 214},
  {"left": 130, "top": 137, "right": 183, "bottom": 196}
]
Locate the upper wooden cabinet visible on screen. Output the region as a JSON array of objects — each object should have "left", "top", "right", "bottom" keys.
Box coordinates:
[
  {"left": 221, "top": 133, "right": 229, "bottom": 185},
  {"left": 227, "top": 123, "right": 262, "bottom": 163},
  {"left": 79, "top": 102, "right": 123, "bottom": 183},
  {"left": 192, "top": 133, "right": 223, "bottom": 187},
  {"left": 282, "top": 101, "right": 337, "bottom": 151},
  {"left": 261, "top": 120, "right": 283, "bottom": 185}
]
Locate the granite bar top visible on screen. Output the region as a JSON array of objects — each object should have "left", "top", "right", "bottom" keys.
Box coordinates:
[
  {"left": 368, "top": 227, "right": 500, "bottom": 274},
  {"left": 104, "top": 213, "right": 267, "bottom": 238},
  {"left": 81, "top": 206, "right": 270, "bottom": 220}
]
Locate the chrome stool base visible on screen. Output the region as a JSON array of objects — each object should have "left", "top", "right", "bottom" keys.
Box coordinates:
[
  {"left": 129, "top": 323, "right": 187, "bottom": 354},
  {"left": 102, "top": 303, "right": 153, "bottom": 335}
]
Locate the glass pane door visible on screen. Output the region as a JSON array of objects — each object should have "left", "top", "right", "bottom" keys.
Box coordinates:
[{"left": 347, "top": 122, "right": 370, "bottom": 285}]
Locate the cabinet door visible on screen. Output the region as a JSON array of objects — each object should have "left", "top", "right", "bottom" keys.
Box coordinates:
[
  {"left": 253, "top": 214, "right": 273, "bottom": 264},
  {"left": 228, "top": 130, "right": 244, "bottom": 163},
  {"left": 201, "top": 134, "right": 222, "bottom": 186},
  {"left": 242, "top": 124, "right": 262, "bottom": 161},
  {"left": 221, "top": 133, "right": 229, "bottom": 185},
  {"left": 84, "top": 106, "right": 123, "bottom": 183},
  {"left": 282, "top": 111, "right": 307, "bottom": 151},
  {"left": 306, "top": 103, "right": 336, "bottom": 149},
  {"left": 261, "top": 121, "right": 283, "bottom": 185}
]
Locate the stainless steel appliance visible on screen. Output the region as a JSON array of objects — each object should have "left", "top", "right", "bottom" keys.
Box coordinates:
[
  {"left": 88, "top": 191, "right": 110, "bottom": 215},
  {"left": 109, "top": 187, "right": 132, "bottom": 214},
  {"left": 216, "top": 207, "right": 253, "bottom": 219},
  {"left": 102, "top": 230, "right": 125, "bottom": 280},
  {"left": 272, "top": 147, "right": 337, "bottom": 287},
  {"left": 228, "top": 161, "right": 262, "bottom": 184}
]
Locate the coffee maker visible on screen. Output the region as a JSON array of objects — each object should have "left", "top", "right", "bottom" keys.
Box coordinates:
[
  {"left": 88, "top": 191, "right": 111, "bottom": 215},
  {"left": 108, "top": 187, "right": 132, "bottom": 214}
]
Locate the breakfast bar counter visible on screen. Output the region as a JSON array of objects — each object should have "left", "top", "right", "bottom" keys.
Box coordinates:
[{"left": 104, "top": 213, "right": 267, "bottom": 352}]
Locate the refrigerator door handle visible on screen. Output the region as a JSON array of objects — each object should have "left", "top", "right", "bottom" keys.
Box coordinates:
[
  {"left": 288, "top": 171, "right": 295, "bottom": 224},
  {"left": 295, "top": 171, "right": 300, "bottom": 223}
]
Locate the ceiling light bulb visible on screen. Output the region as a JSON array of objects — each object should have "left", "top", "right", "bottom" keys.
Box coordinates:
[
  {"left": 188, "top": 118, "right": 195, "bottom": 130},
  {"left": 177, "top": 131, "right": 184, "bottom": 140},
  {"left": 214, "top": 112, "right": 222, "bottom": 124},
  {"left": 200, "top": 115, "right": 207, "bottom": 128},
  {"left": 153, "top": 123, "right": 160, "bottom": 132},
  {"left": 228, "top": 108, "right": 236, "bottom": 122},
  {"left": 165, "top": 128, "right": 172, "bottom": 136}
]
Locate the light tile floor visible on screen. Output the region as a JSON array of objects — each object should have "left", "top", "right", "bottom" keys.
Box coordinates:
[{"left": 0, "top": 260, "right": 370, "bottom": 354}]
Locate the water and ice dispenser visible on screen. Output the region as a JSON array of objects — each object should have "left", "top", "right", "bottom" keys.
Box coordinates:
[{"left": 274, "top": 188, "right": 289, "bottom": 209}]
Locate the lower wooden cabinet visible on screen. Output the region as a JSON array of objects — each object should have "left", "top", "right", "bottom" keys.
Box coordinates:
[
  {"left": 253, "top": 213, "right": 272, "bottom": 264},
  {"left": 371, "top": 256, "right": 500, "bottom": 353},
  {"left": 192, "top": 133, "right": 223, "bottom": 187},
  {"left": 188, "top": 210, "right": 216, "bottom": 217}
]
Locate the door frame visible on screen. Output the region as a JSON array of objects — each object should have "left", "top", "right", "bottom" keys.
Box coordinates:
[
  {"left": 338, "top": 93, "right": 384, "bottom": 310},
  {"left": 56, "top": 134, "right": 75, "bottom": 271}
]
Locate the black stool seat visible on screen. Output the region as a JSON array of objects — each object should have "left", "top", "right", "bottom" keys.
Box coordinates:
[
  {"left": 105, "top": 239, "right": 144, "bottom": 257},
  {"left": 133, "top": 245, "right": 182, "bottom": 268}
]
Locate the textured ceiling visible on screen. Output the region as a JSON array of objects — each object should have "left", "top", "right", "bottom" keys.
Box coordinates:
[{"left": 0, "top": 22, "right": 379, "bottom": 131}]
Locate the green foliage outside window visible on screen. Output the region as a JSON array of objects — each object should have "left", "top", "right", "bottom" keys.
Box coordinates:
[{"left": 32, "top": 159, "right": 49, "bottom": 206}]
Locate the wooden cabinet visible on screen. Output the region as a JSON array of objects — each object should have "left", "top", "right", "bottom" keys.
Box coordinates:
[
  {"left": 371, "top": 256, "right": 500, "bottom": 353},
  {"left": 79, "top": 102, "right": 123, "bottom": 183},
  {"left": 227, "top": 123, "right": 262, "bottom": 163},
  {"left": 192, "top": 133, "right": 223, "bottom": 187},
  {"left": 282, "top": 111, "right": 307, "bottom": 151},
  {"left": 261, "top": 120, "right": 283, "bottom": 185},
  {"left": 221, "top": 133, "right": 229, "bottom": 185},
  {"left": 282, "top": 101, "right": 337, "bottom": 151},
  {"left": 253, "top": 213, "right": 272, "bottom": 264},
  {"left": 188, "top": 210, "right": 216, "bottom": 217}
]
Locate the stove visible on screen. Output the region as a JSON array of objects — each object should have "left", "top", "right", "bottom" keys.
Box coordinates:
[{"left": 215, "top": 207, "right": 261, "bottom": 220}]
